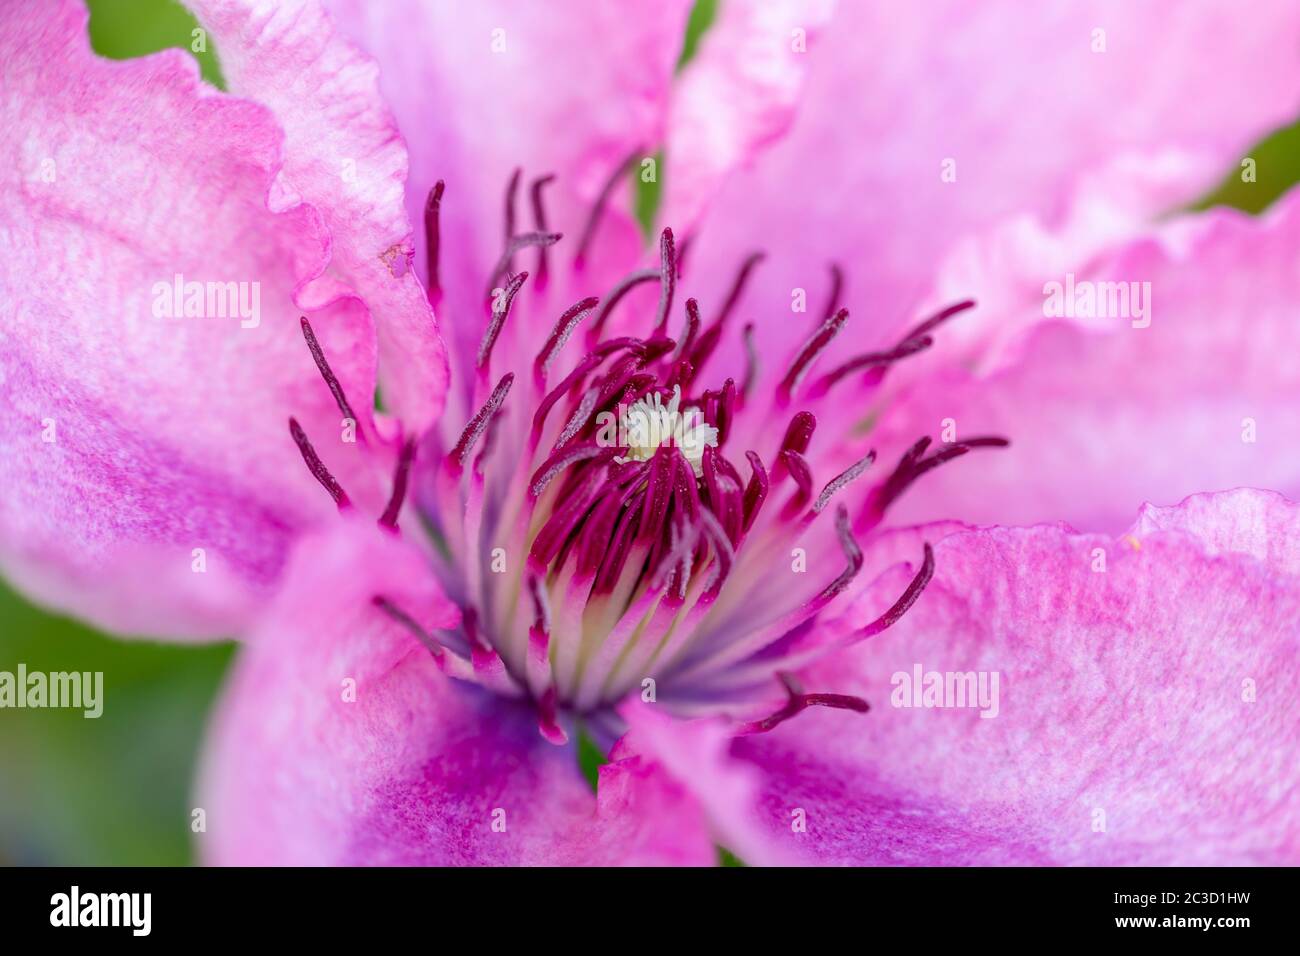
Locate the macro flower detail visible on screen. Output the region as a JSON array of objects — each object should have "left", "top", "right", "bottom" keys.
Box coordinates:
[
  {"left": 3, "top": 0, "right": 1300, "bottom": 869},
  {"left": 296, "top": 178, "right": 999, "bottom": 736}
]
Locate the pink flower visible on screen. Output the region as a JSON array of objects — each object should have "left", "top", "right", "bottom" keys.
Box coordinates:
[{"left": 2, "top": 0, "right": 1298, "bottom": 865}]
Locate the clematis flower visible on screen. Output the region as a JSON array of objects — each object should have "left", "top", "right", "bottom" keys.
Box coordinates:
[{"left": 2, "top": 0, "right": 1298, "bottom": 866}]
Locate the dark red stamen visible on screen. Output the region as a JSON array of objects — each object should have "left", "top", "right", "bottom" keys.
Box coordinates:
[
  {"left": 288, "top": 417, "right": 350, "bottom": 508},
  {"left": 740, "top": 323, "right": 758, "bottom": 401},
  {"left": 665, "top": 356, "right": 695, "bottom": 391},
  {"left": 711, "top": 454, "right": 748, "bottom": 544},
  {"left": 574, "top": 144, "right": 643, "bottom": 269},
  {"left": 424, "top": 180, "right": 444, "bottom": 304},
  {"left": 449, "top": 373, "right": 514, "bottom": 469},
  {"left": 688, "top": 252, "right": 761, "bottom": 361},
  {"left": 675, "top": 298, "right": 701, "bottom": 360},
  {"left": 737, "top": 672, "right": 869, "bottom": 735},
  {"left": 820, "top": 262, "right": 844, "bottom": 324},
  {"left": 779, "top": 449, "right": 813, "bottom": 517},
  {"left": 552, "top": 387, "right": 600, "bottom": 451},
  {"left": 697, "top": 508, "right": 735, "bottom": 589},
  {"left": 478, "top": 271, "right": 528, "bottom": 369},
  {"left": 593, "top": 492, "right": 646, "bottom": 592},
  {"left": 299, "top": 316, "right": 360, "bottom": 431},
  {"left": 715, "top": 378, "right": 736, "bottom": 447},
  {"left": 777, "top": 308, "right": 849, "bottom": 402},
  {"left": 378, "top": 437, "right": 417, "bottom": 530},
  {"left": 529, "top": 174, "right": 556, "bottom": 287},
  {"left": 650, "top": 513, "right": 700, "bottom": 598},
  {"left": 813, "top": 449, "right": 876, "bottom": 514},
  {"left": 856, "top": 542, "right": 935, "bottom": 639},
  {"left": 809, "top": 299, "right": 977, "bottom": 396},
  {"left": 530, "top": 453, "right": 620, "bottom": 564},
  {"left": 813, "top": 505, "right": 864, "bottom": 605},
  {"left": 531, "top": 353, "right": 606, "bottom": 437},
  {"left": 654, "top": 227, "right": 676, "bottom": 334},
  {"left": 461, "top": 605, "right": 493, "bottom": 653},
  {"left": 742, "top": 451, "right": 768, "bottom": 532},
  {"left": 576, "top": 476, "right": 642, "bottom": 577},
  {"left": 675, "top": 233, "right": 691, "bottom": 278},
  {"left": 686, "top": 250, "right": 764, "bottom": 374},
  {"left": 529, "top": 442, "right": 613, "bottom": 498},
  {"left": 538, "top": 684, "right": 567, "bottom": 744},
  {"left": 639, "top": 449, "right": 675, "bottom": 544},
  {"left": 503, "top": 167, "right": 521, "bottom": 272},
  {"left": 586, "top": 267, "right": 660, "bottom": 345},
  {"left": 372, "top": 595, "right": 444, "bottom": 660},
  {"left": 867, "top": 435, "right": 1009, "bottom": 518},
  {"left": 718, "top": 251, "right": 765, "bottom": 330},
  {"left": 811, "top": 336, "right": 933, "bottom": 396},
  {"left": 527, "top": 573, "right": 551, "bottom": 635},
  {"left": 897, "top": 298, "right": 976, "bottom": 346},
  {"left": 779, "top": 410, "right": 817, "bottom": 456},
  {"left": 535, "top": 296, "right": 600, "bottom": 384},
  {"left": 485, "top": 232, "right": 561, "bottom": 301}
]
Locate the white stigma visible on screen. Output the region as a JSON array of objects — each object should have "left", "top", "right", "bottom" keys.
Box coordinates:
[{"left": 616, "top": 385, "right": 719, "bottom": 477}]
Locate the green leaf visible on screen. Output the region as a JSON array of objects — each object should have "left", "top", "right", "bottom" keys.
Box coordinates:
[{"left": 86, "top": 0, "right": 225, "bottom": 89}]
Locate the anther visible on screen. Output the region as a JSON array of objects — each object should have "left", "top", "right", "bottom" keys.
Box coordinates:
[
  {"left": 741, "top": 451, "right": 768, "bottom": 531},
  {"left": 779, "top": 449, "right": 813, "bottom": 517},
  {"left": 378, "top": 437, "right": 417, "bottom": 530},
  {"left": 448, "top": 373, "right": 514, "bottom": 470},
  {"left": 534, "top": 296, "right": 600, "bottom": 385},
  {"left": 866, "top": 435, "right": 1009, "bottom": 519},
  {"left": 538, "top": 684, "right": 567, "bottom": 744},
  {"left": 299, "top": 316, "right": 360, "bottom": 433},
  {"left": 654, "top": 228, "right": 676, "bottom": 335},
  {"left": 529, "top": 174, "right": 556, "bottom": 288},
  {"left": 478, "top": 271, "right": 528, "bottom": 370},
  {"left": 794, "top": 505, "right": 864, "bottom": 615},
  {"left": 485, "top": 232, "right": 561, "bottom": 302},
  {"left": 820, "top": 262, "right": 844, "bottom": 324},
  {"left": 736, "top": 672, "right": 869, "bottom": 735},
  {"left": 810, "top": 336, "right": 933, "bottom": 397},
  {"left": 288, "top": 417, "right": 350, "bottom": 509},
  {"left": 424, "top": 180, "right": 444, "bottom": 304},
  {"left": 779, "top": 411, "right": 817, "bottom": 457},
  {"left": 740, "top": 323, "right": 758, "bottom": 401},
  {"left": 777, "top": 308, "right": 848, "bottom": 403},
  {"left": 813, "top": 449, "right": 876, "bottom": 513},
  {"left": 372, "top": 595, "right": 444, "bottom": 660},
  {"left": 587, "top": 268, "right": 660, "bottom": 345},
  {"left": 503, "top": 167, "right": 522, "bottom": 273},
  {"left": 855, "top": 543, "right": 935, "bottom": 639},
  {"left": 687, "top": 251, "right": 764, "bottom": 372},
  {"left": 897, "top": 298, "right": 976, "bottom": 347},
  {"left": 574, "top": 145, "right": 643, "bottom": 269}
]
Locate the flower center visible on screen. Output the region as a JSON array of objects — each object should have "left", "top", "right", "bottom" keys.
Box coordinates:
[
  {"left": 285, "top": 162, "right": 1008, "bottom": 742},
  {"left": 615, "top": 385, "right": 718, "bottom": 476}
]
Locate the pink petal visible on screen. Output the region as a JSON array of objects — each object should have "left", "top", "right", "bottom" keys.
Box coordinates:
[
  {"left": 879, "top": 190, "right": 1300, "bottom": 533},
  {"left": 199, "top": 516, "right": 717, "bottom": 865},
  {"left": 618, "top": 699, "right": 785, "bottom": 865},
  {"left": 680, "top": 0, "right": 1300, "bottom": 385},
  {"left": 185, "top": 0, "right": 449, "bottom": 432},
  {"left": 660, "top": 0, "right": 834, "bottom": 233},
  {"left": 702, "top": 490, "right": 1300, "bottom": 864},
  {"left": 322, "top": 0, "right": 691, "bottom": 383},
  {"left": 0, "top": 0, "right": 385, "bottom": 637}
]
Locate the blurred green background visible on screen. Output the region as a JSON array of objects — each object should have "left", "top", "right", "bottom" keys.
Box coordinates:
[{"left": 2, "top": 0, "right": 1299, "bottom": 866}]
